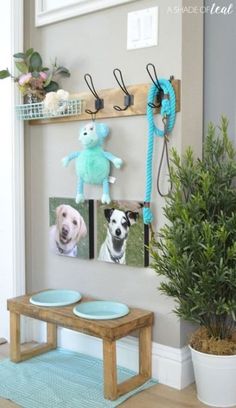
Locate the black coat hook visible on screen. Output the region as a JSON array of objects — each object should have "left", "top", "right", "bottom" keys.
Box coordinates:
[
  {"left": 113, "top": 68, "right": 134, "bottom": 111},
  {"left": 84, "top": 73, "right": 104, "bottom": 116},
  {"left": 146, "top": 63, "right": 164, "bottom": 109}
]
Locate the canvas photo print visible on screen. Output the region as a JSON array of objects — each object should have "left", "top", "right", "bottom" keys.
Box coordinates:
[
  {"left": 49, "top": 197, "right": 94, "bottom": 259},
  {"left": 97, "top": 201, "right": 149, "bottom": 267}
]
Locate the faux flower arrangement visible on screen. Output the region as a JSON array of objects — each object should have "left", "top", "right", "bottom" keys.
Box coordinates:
[{"left": 0, "top": 48, "right": 70, "bottom": 102}]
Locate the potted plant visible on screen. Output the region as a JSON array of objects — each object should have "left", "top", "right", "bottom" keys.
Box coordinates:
[
  {"left": 150, "top": 117, "right": 236, "bottom": 407},
  {"left": 0, "top": 48, "right": 70, "bottom": 102}
]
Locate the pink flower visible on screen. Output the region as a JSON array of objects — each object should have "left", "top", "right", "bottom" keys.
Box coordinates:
[
  {"left": 39, "top": 71, "right": 47, "bottom": 81},
  {"left": 18, "top": 72, "right": 32, "bottom": 85}
]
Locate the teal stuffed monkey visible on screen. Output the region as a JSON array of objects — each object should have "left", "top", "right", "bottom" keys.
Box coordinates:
[{"left": 62, "top": 122, "right": 123, "bottom": 204}]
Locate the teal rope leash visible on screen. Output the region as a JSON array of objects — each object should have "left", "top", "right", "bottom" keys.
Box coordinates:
[{"left": 143, "top": 79, "right": 176, "bottom": 225}]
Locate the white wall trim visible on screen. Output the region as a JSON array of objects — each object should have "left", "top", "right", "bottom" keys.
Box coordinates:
[
  {"left": 35, "top": 0, "right": 138, "bottom": 27},
  {"left": 0, "top": 0, "right": 25, "bottom": 341},
  {"left": 31, "top": 322, "right": 194, "bottom": 390},
  {"left": 11, "top": 0, "right": 25, "bottom": 300}
]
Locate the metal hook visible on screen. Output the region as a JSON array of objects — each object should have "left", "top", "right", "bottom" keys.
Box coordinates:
[
  {"left": 146, "top": 63, "right": 164, "bottom": 109},
  {"left": 84, "top": 73, "right": 104, "bottom": 116},
  {"left": 113, "top": 68, "right": 134, "bottom": 111}
]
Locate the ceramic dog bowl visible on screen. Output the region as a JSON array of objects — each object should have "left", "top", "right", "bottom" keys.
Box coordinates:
[
  {"left": 73, "top": 301, "right": 129, "bottom": 320},
  {"left": 29, "top": 289, "right": 82, "bottom": 307}
]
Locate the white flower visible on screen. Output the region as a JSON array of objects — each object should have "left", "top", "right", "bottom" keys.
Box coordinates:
[
  {"left": 43, "top": 89, "right": 70, "bottom": 115},
  {"left": 57, "top": 89, "right": 69, "bottom": 100},
  {"left": 43, "top": 92, "right": 60, "bottom": 115}
]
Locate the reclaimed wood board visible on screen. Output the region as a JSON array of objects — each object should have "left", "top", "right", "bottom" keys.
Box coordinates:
[{"left": 29, "top": 80, "right": 180, "bottom": 125}]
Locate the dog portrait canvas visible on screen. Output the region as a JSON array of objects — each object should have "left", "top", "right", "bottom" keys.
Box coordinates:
[
  {"left": 97, "top": 201, "right": 149, "bottom": 267},
  {"left": 49, "top": 197, "right": 94, "bottom": 259}
]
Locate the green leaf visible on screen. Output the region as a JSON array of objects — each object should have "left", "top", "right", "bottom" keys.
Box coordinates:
[
  {"left": 44, "top": 80, "right": 59, "bottom": 92},
  {"left": 0, "top": 69, "right": 10, "bottom": 79},
  {"left": 25, "top": 48, "right": 34, "bottom": 57},
  {"left": 31, "top": 71, "right": 39, "bottom": 78},
  {"left": 13, "top": 52, "right": 26, "bottom": 59},
  {"left": 43, "top": 72, "right": 53, "bottom": 87},
  {"left": 41, "top": 67, "right": 49, "bottom": 71},
  {"left": 15, "top": 61, "right": 28, "bottom": 73},
  {"left": 54, "top": 66, "right": 70, "bottom": 77},
  {"left": 29, "top": 52, "right": 42, "bottom": 71}
]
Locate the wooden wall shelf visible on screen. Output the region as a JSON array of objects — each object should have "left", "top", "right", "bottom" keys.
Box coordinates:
[{"left": 29, "top": 80, "right": 180, "bottom": 126}]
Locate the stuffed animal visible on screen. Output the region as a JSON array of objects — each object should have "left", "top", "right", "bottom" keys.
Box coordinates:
[{"left": 62, "top": 122, "right": 123, "bottom": 204}]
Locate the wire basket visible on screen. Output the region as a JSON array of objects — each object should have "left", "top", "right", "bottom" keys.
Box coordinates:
[{"left": 15, "top": 98, "right": 83, "bottom": 120}]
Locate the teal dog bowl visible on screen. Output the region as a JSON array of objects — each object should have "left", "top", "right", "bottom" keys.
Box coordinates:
[
  {"left": 73, "top": 301, "right": 129, "bottom": 320},
  {"left": 29, "top": 289, "right": 82, "bottom": 307}
]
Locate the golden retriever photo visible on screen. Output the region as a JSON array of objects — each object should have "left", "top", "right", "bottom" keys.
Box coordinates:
[{"left": 49, "top": 198, "right": 94, "bottom": 259}]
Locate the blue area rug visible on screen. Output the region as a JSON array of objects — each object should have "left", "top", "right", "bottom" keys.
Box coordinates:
[{"left": 0, "top": 348, "right": 157, "bottom": 407}]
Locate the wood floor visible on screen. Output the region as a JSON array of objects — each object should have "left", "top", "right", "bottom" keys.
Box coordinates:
[{"left": 0, "top": 343, "right": 219, "bottom": 408}]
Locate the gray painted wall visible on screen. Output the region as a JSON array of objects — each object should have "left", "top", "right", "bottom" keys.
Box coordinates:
[
  {"left": 204, "top": 0, "right": 236, "bottom": 136},
  {"left": 24, "top": 0, "right": 203, "bottom": 348}
]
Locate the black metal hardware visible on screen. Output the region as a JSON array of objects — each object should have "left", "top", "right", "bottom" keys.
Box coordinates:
[
  {"left": 146, "top": 63, "right": 164, "bottom": 109},
  {"left": 113, "top": 68, "right": 134, "bottom": 111},
  {"left": 84, "top": 73, "right": 104, "bottom": 116}
]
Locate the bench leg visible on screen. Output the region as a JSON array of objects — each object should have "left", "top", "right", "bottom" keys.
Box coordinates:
[
  {"left": 103, "top": 325, "right": 152, "bottom": 400},
  {"left": 10, "top": 312, "right": 57, "bottom": 363},
  {"left": 139, "top": 325, "right": 152, "bottom": 379},
  {"left": 103, "top": 340, "right": 117, "bottom": 400},
  {"left": 47, "top": 322, "right": 57, "bottom": 348},
  {"left": 10, "top": 312, "right": 21, "bottom": 362}
]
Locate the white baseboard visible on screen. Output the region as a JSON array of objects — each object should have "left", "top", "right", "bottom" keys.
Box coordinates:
[{"left": 28, "top": 321, "right": 194, "bottom": 390}]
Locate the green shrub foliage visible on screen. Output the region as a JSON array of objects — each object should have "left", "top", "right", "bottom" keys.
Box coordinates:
[{"left": 150, "top": 117, "right": 236, "bottom": 339}]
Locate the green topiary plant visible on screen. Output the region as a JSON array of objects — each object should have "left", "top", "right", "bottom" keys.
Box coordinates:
[{"left": 150, "top": 117, "right": 236, "bottom": 353}]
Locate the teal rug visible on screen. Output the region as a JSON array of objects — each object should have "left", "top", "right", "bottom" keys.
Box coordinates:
[{"left": 0, "top": 348, "right": 157, "bottom": 407}]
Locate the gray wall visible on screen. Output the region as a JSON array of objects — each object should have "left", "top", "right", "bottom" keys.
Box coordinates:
[
  {"left": 204, "top": 0, "right": 236, "bottom": 137},
  {"left": 24, "top": 0, "right": 203, "bottom": 348}
]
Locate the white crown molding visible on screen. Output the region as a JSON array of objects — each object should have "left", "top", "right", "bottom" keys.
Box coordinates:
[
  {"left": 35, "top": 0, "right": 138, "bottom": 27},
  {"left": 30, "top": 321, "right": 194, "bottom": 390}
]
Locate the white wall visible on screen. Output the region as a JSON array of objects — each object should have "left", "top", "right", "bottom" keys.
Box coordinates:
[
  {"left": 24, "top": 0, "right": 203, "bottom": 348},
  {"left": 204, "top": 0, "right": 236, "bottom": 136}
]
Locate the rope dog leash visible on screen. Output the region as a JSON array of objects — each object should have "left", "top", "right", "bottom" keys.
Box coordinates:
[{"left": 143, "top": 79, "right": 176, "bottom": 225}]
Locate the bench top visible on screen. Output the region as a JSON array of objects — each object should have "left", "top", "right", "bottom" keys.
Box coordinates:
[{"left": 7, "top": 293, "right": 154, "bottom": 341}]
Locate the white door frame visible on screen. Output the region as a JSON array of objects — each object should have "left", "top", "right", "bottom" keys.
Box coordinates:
[
  {"left": 11, "top": 0, "right": 25, "bottom": 299},
  {"left": 0, "top": 0, "right": 25, "bottom": 340}
]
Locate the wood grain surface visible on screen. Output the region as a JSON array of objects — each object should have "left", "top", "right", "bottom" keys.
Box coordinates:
[
  {"left": 7, "top": 292, "right": 154, "bottom": 400},
  {"left": 29, "top": 80, "right": 180, "bottom": 125},
  {"left": 7, "top": 293, "right": 154, "bottom": 341}
]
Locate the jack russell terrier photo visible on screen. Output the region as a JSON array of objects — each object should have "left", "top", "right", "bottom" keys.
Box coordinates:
[
  {"left": 98, "top": 208, "right": 139, "bottom": 264},
  {"left": 50, "top": 204, "right": 87, "bottom": 257}
]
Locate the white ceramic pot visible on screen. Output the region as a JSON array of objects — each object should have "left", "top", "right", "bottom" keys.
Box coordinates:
[{"left": 190, "top": 346, "right": 236, "bottom": 407}]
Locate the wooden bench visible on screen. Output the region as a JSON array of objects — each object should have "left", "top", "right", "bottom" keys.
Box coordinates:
[{"left": 7, "top": 293, "right": 154, "bottom": 400}]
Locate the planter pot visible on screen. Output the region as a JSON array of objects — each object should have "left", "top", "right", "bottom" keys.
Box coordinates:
[
  {"left": 190, "top": 345, "right": 236, "bottom": 407},
  {"left": 24, "top": 92, "right": 45, "bottom": 104}
]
